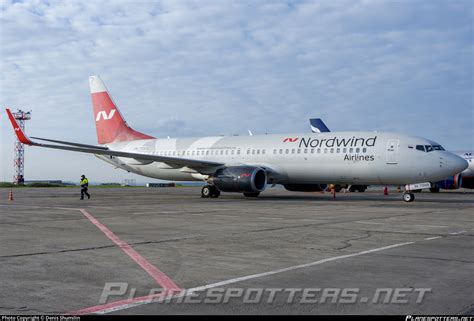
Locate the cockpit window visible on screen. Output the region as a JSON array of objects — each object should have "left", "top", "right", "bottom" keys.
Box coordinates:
[{"left": 414, "top": 144, "right": 445, "bottom": 152}]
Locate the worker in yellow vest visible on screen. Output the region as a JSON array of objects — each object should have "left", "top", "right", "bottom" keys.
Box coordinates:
[{"left": 80, "top": 175, "right": 91, "bottom": 200}]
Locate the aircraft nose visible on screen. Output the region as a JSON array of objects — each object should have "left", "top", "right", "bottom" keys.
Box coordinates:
[{"left": 446, "top": 153, "right": 468, "bottom": 174}]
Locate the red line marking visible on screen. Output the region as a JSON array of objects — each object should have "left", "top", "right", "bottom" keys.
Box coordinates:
[
  {"left": 67, "top": 290, "right": 180, "bottom": 315},
  {"left": 79, "top": 209, "right": 181, "bottom": 291}
]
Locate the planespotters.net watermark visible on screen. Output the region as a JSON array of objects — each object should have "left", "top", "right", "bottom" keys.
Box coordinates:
[
  {"left": 100, "top": 283, "right": 432, "bottom": 305},
  {"left": 406, "top": 317, "right": 474, "bottom": 321}
]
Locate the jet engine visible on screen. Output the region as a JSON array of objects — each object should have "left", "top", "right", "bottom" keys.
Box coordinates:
[
  {"left": 436, "top": 173, "right": 462, "bottom": 190},
  {"left": 213, "top": 166, "right": 267, "bottom": 193}
]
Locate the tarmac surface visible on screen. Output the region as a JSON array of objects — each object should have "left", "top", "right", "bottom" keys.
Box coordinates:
[{"left": 0, "top": 186, "right": 472, "bottom": 315}]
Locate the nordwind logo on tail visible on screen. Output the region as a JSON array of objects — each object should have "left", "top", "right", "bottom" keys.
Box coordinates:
[{"left": 96, "top": 109, "right": 116, "bottom": 121}]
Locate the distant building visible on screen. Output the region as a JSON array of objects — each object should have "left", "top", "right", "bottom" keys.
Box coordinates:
[
  {"left": 122, "top": 179, "right": 136, "bottom": 186},
  {"left": 146, "top": 182, "right": 176, "bottom": 188},
  {"left": 25, "top": 180, "right": 63, "bottom": 184}
]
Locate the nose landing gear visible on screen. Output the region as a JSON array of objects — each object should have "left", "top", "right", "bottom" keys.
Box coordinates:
[{"left": 402, "top": 192, "right": 415, "bottom": 202}]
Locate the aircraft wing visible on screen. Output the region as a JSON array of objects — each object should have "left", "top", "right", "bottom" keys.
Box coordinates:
[{"left": 6, "top": 109, "right": 224, "bottom": 170}]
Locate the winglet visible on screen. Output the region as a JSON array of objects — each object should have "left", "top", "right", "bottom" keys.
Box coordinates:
[
  {"left": 309, "top": 118, "right": 331, "bottom": 133},
  {"left": 6, "top": 108, "right": 34, "bottom": 145}
]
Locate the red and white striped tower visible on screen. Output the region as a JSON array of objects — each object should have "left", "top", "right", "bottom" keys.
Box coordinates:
[{"left": 12, "top": 109, "right": 31, "bottom": 185}]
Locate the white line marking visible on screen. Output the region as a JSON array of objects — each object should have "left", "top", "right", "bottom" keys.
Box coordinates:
[
  {"left": 88, "top": 241, "right": 414, "bottom": 314},
  {"left": 414, "top": 224, "right": 448, "bottom": 228},
  {"left": 449, "top": 230, "right": 467, "bottom": 235},
  {"left": 424, "top": 236, "right": 442, "bottom": 241},
  {"left": 257, "top": 217, "right": 282, "bottom": 220},
  {"left": 356, "top": 221, "right": 386, "bottom": 225}
]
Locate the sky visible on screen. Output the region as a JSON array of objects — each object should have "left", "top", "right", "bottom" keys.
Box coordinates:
[{"left": 0, "top": 0, "right": 473, "bottom": 183}]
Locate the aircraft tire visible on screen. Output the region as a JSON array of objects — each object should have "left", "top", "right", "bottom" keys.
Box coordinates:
[
  {"left": 403, "top": 192, "right": 415, "bottom": 202},
  {"left": 201, "top": 185, "right": 212, "bottom": 198},
  {"left": 210, "top": 186, "right": 221, "bottom": 198}
]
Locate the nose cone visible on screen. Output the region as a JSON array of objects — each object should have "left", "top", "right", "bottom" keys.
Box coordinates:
[{"left": 447, "top": 153, "right": 468, "bottom": 174}]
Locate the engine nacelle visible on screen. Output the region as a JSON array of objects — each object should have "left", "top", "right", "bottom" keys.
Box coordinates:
[
  {"left": 283, "top": 184, "right": 327, "bottom": 192},
  {"left": 436, "top": 173, "right": 462, "bottom": 190},
  {"left": 213, "top": 166, "right": 267, "bottom": 193}
]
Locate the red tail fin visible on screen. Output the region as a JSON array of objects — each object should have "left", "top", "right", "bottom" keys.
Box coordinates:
[{"left": 89, "top": 76, "right": 154, "bottom": 145}]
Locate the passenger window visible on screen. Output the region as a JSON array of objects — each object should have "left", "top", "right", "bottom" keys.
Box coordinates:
[
  {"left": 336, "top": 148, "right": 340, "bottom": 153},
  {"left": 330, "top": 148, "right": 334, "bottom": 153},
  {"left": 247, "top": 149, "right": 250, "bottom": 155},
  {"left": 324, "top": 148, "right": 328, "bottom": 153},
  {"left": 304, "top": 149, "right": 308, "bottom": 154},
  {"left": 262, "top": 149, "right": 265, "bottom": 155},
  {"left": 237, "top": 149, "right": 241, "bottom": 155},
  {"left": 285, "top": 149, "right": 289, "bottom": 154},
  {"left": 362, "top": 148, "right": 367, "bottom": 153},
  {"left": 297, "top": 149, "right": 301, "bottom": 154},
  {"left": 273, "top": 149, "right": 277, "bottom": 154},
  {"left": 291, "top": 149, "right": 295, "bottom": 154},
  {"left": 311, "top": 149, "right": 314, "bottom": 154},
  {"left": 349, "top": 148, "right": 353, "bottom": 153},
  {"left": 279, "top": 149, "right": 283, "bottom": 154},
  {"left": 317, "top": 148, "right": 321, "bottom": 154},
  {"left": 356, "top": 148, "right": 360, "bottom": 153},
  {"left": 343, "top": 148, "right": 347, "bottom": 153}
]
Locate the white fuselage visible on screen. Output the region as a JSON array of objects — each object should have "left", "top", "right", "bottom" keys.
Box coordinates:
[
  {"left": 456, "top": 151, "right": 474, "bottom": 178},
  {"left": 96, "top": 131, "right": 467, "bottom": 186}
]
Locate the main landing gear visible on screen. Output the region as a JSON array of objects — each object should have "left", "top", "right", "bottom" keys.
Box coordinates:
[
  {"left": 201, "top": 185, "right": 221, "bottom": 198},
  {"left": 402, "top": 192, "right": 415, "bottom": 202},
  {"left": 201, "top": 185, "right": 261, "bottom": 198}
]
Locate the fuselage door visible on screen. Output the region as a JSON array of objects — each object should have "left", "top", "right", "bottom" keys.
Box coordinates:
[{"left": 386, "top": 139, "right": 399, "bottom": 164}]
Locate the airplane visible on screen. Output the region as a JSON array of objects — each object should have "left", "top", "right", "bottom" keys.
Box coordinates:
[
  {"left": 309, "top": 118, "right": 474, "bottom": 193},
  {"left": 5, "top": 75, "right": 468, "bottom": 202}
]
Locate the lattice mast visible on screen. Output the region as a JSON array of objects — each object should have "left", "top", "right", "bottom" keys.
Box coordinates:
[{"left": 12, "top": 110, "right": 31, "bottom": 185}]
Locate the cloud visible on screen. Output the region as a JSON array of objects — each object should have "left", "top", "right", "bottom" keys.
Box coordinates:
[{"left": 0, "top": 0, "right": 472, "bottom": 182}]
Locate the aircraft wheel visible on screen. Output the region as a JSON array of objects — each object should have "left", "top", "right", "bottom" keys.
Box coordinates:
[
  {"left": 210, "top": 187, "right": 221, "bottom": 198},
  {"left": 243, "top": 192, "right": 260, "bottom": 198},
  {"left": 201, "top": 185, "right": 212, "bottom": 198},
  {"left": 403, "top": 192, "right": 415, "bottom": 202}
]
